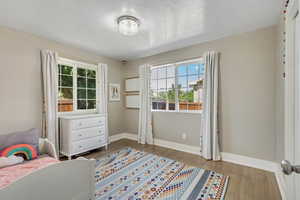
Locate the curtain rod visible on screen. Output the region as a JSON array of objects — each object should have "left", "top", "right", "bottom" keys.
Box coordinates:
[{"left": 152, "top": 56, "right": 203, "bottom": 68}]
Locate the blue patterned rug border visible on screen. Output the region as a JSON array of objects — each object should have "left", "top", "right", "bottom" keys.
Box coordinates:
[{"left": 95, "top": 147, "right": 229, "bottom": 200}]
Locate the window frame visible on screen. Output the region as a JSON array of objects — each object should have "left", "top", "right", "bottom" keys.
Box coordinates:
[
  {"left": 151, "top": 58, "right": 204, "bottom": 114},
  {"left": 57, "top": 57, "right": 99, "bottom": 115}
]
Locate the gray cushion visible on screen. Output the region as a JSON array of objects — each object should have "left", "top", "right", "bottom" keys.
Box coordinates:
[{"left": 0, "top": 128, "right": 39, "bottom": 152}]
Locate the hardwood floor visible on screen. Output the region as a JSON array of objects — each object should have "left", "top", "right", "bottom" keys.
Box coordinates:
[{"left": 84, "top": 139, "right": 282, "bottom": 200}]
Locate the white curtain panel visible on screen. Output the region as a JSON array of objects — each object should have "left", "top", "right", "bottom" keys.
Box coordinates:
[
  {"left": 138, "top": 64, "right": 154, "bottom": 144},
  {"left": 97, "top": 63, "right": 109, "bottom": 140},
  {"left": 201, "top": 51, "right": 221, "bottom": 160},
  {"left": 41, "top": 50, "right": 59, "bottom": 155}
]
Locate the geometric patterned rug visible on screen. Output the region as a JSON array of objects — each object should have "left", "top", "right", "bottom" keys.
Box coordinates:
[{"left": 95, "top": 147, "right": 229, "bottom": 200}]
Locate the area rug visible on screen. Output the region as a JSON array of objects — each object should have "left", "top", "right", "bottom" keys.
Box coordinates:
[{"left": 95, "top": 147, "right": 229, "bottom": 200}]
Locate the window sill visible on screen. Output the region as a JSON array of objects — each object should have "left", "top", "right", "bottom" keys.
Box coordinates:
[{"left": 151, "top": 110, "right": 202, "bottom": 115}]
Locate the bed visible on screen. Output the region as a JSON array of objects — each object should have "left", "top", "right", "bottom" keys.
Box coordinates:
[{"left": 0, "top": 138, "right": 95, "bottom": 200}]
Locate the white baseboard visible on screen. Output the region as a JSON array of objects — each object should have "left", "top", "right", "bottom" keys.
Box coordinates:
[
  {"left": 123, "top": 133, "right": 138, "bottom": 141},
  {"left": 110, "top": 132, "right": 201, "bottom": 155},
  {"left": 109, "top": 132, "right": 285, "bottom": 200},
  {"left": 221, "top": 152, "right": 278, "bottom": 172},
  {"left": 153, "top": 138, "right": 201, "bottom": 155},
  {"left": 110, "top": 133, "right": 138, "bottom": 143},
  {"left": 109, "top": 133, "right": 126, "bottom": 143}
]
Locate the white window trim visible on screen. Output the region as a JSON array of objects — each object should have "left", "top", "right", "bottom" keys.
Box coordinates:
[
  {"left": 57, "top": 57, "right": 99, "bottom": 115},
  {"left": 151, "top": 57, "right": 204, "bottom": 114}
]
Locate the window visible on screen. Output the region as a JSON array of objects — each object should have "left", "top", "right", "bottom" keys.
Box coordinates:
[
  {"left": 58, "top": 64, "right": 74, "bottom": 112},
  {"left": 151, "top": 59, "right": 205, "bottom": 113},
  {"left": 57, "top": 58, "right": 98, "bottom": 113}
]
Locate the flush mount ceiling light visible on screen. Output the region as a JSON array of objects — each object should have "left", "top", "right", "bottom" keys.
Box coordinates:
[{"left": 117, "top": 15, "right": 140, "bottom": 36}]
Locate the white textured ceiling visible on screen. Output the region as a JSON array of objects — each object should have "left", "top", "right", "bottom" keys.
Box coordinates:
[{"left": 0, "top": 0, "right": 281, "bottom": 60}]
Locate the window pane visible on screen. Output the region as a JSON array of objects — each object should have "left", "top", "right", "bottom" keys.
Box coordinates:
[
  {"left": 77, "top": 100, "right": 87, "bottom": 110},
  {"left": 87, "top": 78, "right": 96, "bottom": 88},
  {"left": 158, "top": 79, "right": 166, "bottom": 90},
  {"left": 87, "top": 100, "right": 96, "bottom": 109},
  {"left": 177, "top": 76, "right": 187, "bottom": 88},
  {"left": 77, "top": 68, "right": 86, "bottom": 77},
  {"left": 58, "top": 64, "right": 73, "bottom": 113},
  {"left": 58, "top": 88, "right": 73, "bottom": 99},
  {"left": 157, "top": 67, "right": 167, "bottom": 79},
  {"left": 153, "top": 90, "right": 167, "bottom": 110},
  {"left": 88, "top": 89, "right": 96, "bottom": 99},
  {"left": 186, "top": 88, "right": 194, "bottom": 103},
  {"left": 152, "top": 101, "right": 158, "bottom": 110},
  {"left": 177, "top": 65, "right": 187, "bottom": 76},
  {"left": 168, "top": 103, "right": 176, "bottom": 110},
  {"left": 58, "top": 87, "right": 73, "bottom": 112},
  {"left": 167, "top": 78, "right": 175, "bottom": 89},
  {"left": 61, "top": 75, "right": 73, "bottom": 87},
  {"left": 58, "top": 99, "right": 73, "bottom": 112},
  {"left": 77, "top": 89, "right": 86, "bottom": 99},
  {"left": 152, "top": 99, "right": 167, "bottom": 110},
  {"left": 167, "top": 88, "right": 176, "bottom": 102},
  {"left": 157, "top": 101, "right": 167, "bottom": 110},
  {"left": 188, "top": 64, "right": 199, "bottom": 75},
  {"left": 152, "top": 90, "right": 163, "bottom": 110},
  {"left": 157, "top": 90, "right": 167, "bottom": 100},
  {"left": 167, "top": 88, "right": 176, "bottom": 111},
  {"left": 77, "top": 77, "right": 86, "bottom": 88},
  {"left": 151, "top": 90, "right": 158, "bottom": 98},
  {"left": 179, "top": 102, "right": 188, "bottom": 110},
  {"left": 87, "top": 70, "right": 96, "bottom": 78},
  {"left": 151, "top": 69, "right": 158, "bottom": 80},
  {"left": 178, "top": 88, "right": 188, "bottom": 110},
  {"left": 61, "top": 65, "right": 73, "bottom": 75},
  {"left": 151, "top": 79, "right": 157, "bottom": 90},
  {"left": 188, "top": 75, "right": 199, "bottom": 88},
  {"left": 167, "top": 65, "right": 175, "bottom": 77},
  {"left": 188, "top": 82, "right": 203, "bottom": 111},
  {"left": 199, "top": 63, "right": 205, "bottom": 77},
  {"left": 188, "top": 102, "right": 202, "bottom": 111},
  {"left": 178, "top": 88, "right": 187, "bottom": 101}
]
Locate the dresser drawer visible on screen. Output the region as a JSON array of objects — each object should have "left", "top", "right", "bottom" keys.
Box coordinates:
[
  {"left": 72, "top": 117, "right": 105, "bottom": 130},
  {"left": 72, "top": 127, "right": 105, "bottom": 141},
  {"left": 72, "top": 136, "right": 106, "bottom": 154}
]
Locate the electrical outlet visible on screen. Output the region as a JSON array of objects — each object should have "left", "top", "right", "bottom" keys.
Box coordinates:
[{"left": 182, "top": 133, "right": 187, "bottom": 140}]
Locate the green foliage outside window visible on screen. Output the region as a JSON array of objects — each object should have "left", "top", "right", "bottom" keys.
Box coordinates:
[
  {"left": 57, "top": 64, "right": 97, "bottom": 112},
  {"left": 155, "top": 87, "right": 194, "bottom": 102}
]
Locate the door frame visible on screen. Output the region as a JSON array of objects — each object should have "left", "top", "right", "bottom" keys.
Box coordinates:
[{"left": 284, "top": 0, "right": 299, "bottom": 199}]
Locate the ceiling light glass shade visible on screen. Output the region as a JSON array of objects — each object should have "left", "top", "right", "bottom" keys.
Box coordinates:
[{"left": 117, "top": 16, "right": 140, "bottom": 36}]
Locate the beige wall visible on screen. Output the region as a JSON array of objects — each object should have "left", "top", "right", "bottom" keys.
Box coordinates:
[
  {"left": 0, "top": 26, "right": 124, "bottom": 136},
  {"left": 0, "top": 25, "right": 280, "bottom": 162},
  {"left": 123, "top": 26, "right": 278, "bottom": 161}
]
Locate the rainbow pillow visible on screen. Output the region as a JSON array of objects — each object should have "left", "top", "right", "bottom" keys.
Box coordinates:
[{"left": 0, "top": 144, "right": 37, "bottom": 160}]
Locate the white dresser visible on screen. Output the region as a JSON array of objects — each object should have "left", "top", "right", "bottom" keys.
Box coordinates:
[{"left": 59, "top": 114, "right": 108, "bottom": 160}]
